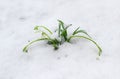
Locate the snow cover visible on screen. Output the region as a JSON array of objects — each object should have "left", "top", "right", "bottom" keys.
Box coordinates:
[{"left": 0, "top": 0, "right": 120, "bottom": 79}]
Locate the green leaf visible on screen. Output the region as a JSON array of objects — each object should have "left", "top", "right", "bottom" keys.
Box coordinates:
[
  {"left": 75, "top": 30, "right": 91, "bottom": 38},
  {"left": 61, "top": 30, "right": 67, "bottom": 41},
  {"left": 58, "top": 19, "right": 65, "bottom": 30},
  {"left": 23, "top": 38, "right": 49, "bottom": 53},
  {"left": 73, "top": 27, "right": 91, "bottom": 38},
  {"left": 57, "top": 19, "right": 68, "bottom": 41},
  {"left": 73, "top": 27, "right": 80, "bottom": 35},
  {"left": 65, "top": 24, "right": 72, "bottom": 29},
  {"left": 68, "top": 35, "right": 102, "bottom": 56}
]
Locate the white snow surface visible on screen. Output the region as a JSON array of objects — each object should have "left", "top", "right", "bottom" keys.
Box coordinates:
[{"left": 0, "top": 0, "right": 120, "bottom": 79}]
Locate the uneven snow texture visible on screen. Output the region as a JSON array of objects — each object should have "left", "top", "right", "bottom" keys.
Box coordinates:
[{"left": 0, "top": 0, "right": 120, "bottom": 79}]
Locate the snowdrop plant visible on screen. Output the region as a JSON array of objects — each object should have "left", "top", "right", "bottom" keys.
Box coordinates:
[{"left": 23, "top": 20, "right": 102, "bottom": 56}]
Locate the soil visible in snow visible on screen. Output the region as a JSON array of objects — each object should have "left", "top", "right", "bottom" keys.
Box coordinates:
[{"left": 0, "top": 0, "right": 120, "bottom": 79}]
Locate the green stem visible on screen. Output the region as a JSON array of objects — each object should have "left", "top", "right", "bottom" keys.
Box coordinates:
[
  {"left": 42, "top": 32, "right": 51, "bottom": 39},
  {"left": 35, "top": 26, "right": 53, "bottom": 34},
  {"left": 67, "top": 35, "right": 102, "bottom": 56}
]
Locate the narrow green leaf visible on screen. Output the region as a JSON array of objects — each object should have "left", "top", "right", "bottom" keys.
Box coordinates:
[
  {"left": 58, "top": 23, "right": 61, "bottom": 37},
  {"left": 65, "top": 24, "right": 72, "bottom": 29},
  {"left": 23, "top": 38, "right": 49, "bottom": 53},
  {"left": 57, "top": 20, "right": 65, "bottom": 30},
  {"left": 68, "top": 35, "right": 102, "bottom": 56},
  {"left": 75, "top": 30, "right": 91, "bottom": 38},
  {"left": 73, "top": 27, "right": 80, "bottom": 35}
]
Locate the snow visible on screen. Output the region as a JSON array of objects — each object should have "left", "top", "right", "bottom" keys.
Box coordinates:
[{"left": 0, "top": 0, "right": 120, "bottom": 79}]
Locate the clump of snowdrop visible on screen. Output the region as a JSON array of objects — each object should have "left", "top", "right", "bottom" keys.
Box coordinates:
[{"left": 23, "top": 20, "right": 102, "bottom": 56}]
